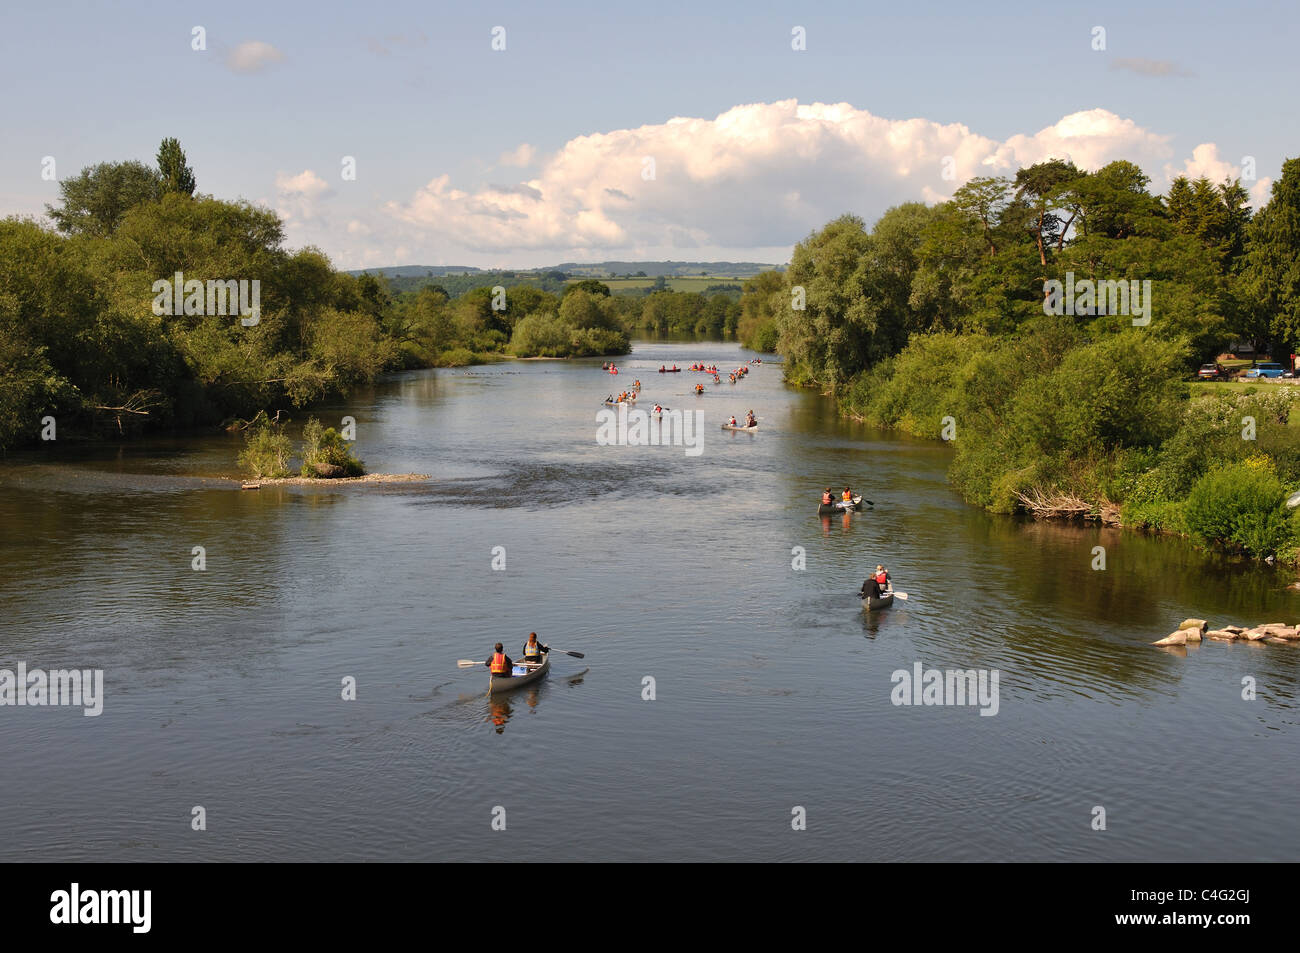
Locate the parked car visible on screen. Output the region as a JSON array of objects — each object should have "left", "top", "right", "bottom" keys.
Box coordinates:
[
  {"left": 1245, "top": 362, "right": 1286, "bottom": 379},
  {"left": 1197, "top": 363, "right": 1223, "bottom": 380}
]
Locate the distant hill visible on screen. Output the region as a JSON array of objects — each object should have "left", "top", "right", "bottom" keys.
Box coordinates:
[
  {"left": 345, "top": 260, "right": 784, "bottom": 299},
  {"left": 349, "top": 265, "right": 482, "bottom": 278},
  {"left": 347, "top": 260, "right": 780, "bottom": 279},
  {"left": 553, "top": 261, "right": 779, "bottom": 278}
]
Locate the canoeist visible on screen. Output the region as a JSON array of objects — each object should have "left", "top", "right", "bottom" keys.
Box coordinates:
[
  {"left": 858, "top": 576, "right": 882, "bottom": 600},
  {"left": 746, "top": 410, "right": 757, "bottom": 428},
  {"left": 695, "top": 384, "right": 705, "bottom": 394},
  {"left": 874, "top": 564, "right": 891, "bottom": 590},
  {"left": 728, "top": 415, "right": 738, "bottom": 427},
  {"left": 822, "top": 487, "right": 834, "bottom": 505},
  {"left": 634, "top": 380, "right": 641, "bottom": 390},
  {"left": 842, "top": 486, "right": 854, "bottom": 502},
  {"left": 521, "top": 632, "right": 549, "bottom": 662},
  {"left": 485, "top": 643, "right": 513, "bottom": 679},
  {"left": 660, "top": 365, "right": 666, "bottom": 372},
  {"left": 653, "top": 404, "right": 663, "bottom": 415}
]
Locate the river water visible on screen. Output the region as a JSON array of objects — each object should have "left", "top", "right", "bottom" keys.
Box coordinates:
[{"left": 2, "top": 340, "right": 1298, "bottom": 861}]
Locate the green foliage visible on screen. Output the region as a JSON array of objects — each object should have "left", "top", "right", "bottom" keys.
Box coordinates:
[
  {"left": 237, "top": 419, "right": 293, "bottom": 479},
  {"left": 156, "top": 138, "right": 196, "bottom": 196},
  {"left": 45, "top": 160, "right": 162, "bottom": 236},
  {"left": 1182, "top": 461, "right": 1291, "bottom": 556},
  {"left": 300, "top": 417, "right": 364, "bottom": 477}
]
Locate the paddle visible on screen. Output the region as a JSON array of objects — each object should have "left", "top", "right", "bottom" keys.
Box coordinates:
[{"left": 548, "top": 648, "right": 585, "bottom": 659}]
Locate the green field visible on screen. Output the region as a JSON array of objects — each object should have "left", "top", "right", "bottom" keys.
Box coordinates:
[{"left": 1188, "top": 378, "right": 1296, "bottom": 393}]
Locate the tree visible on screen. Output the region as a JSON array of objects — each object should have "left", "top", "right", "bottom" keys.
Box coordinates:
[
  {"left": 45, "top": 160, "right": 162, "bottom": 236},
  {"left": 1242, "top": 159, "right": 1300, "bottom": 353},
  {"left": 156, "top": 137, "right": 196, "bottom": 196},
  {"left": 561, "top": 278, "right": 611, "bottom": 298},
  {"left": 1013, "top": 159, "right": 1083, "bottom": 267}
]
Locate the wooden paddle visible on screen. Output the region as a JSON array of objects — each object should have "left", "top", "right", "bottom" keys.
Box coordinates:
[{"left": 456, "top": 659, "right": 537, "bottom": 668}]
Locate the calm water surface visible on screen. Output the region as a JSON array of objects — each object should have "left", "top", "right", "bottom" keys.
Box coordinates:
[{"left": 2, "top": 341, "right": 1298, "bottom": 861}]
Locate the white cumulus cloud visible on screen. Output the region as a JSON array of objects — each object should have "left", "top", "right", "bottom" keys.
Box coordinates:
[
  {"left": 384, "top": 100, "right": 1185, "bottom": 258},
  {"left": 275, "top": 169, "right": 332, "bottom": 222},
  {"left": 226, "top": 41, "right": 285, "bottom": 74}
]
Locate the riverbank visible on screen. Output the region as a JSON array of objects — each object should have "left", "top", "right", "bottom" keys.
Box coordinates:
[
  {"left": 804, "top": 327, "right": 1300, "bottom": 567},
  {"left": 238, "top": 473, "right": 429, "bottom": 487}
]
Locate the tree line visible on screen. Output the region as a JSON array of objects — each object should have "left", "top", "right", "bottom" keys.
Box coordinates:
[
  {"left": 0, "top": 140, "right": 741, "bottom": 449},
  {"left": 742, "top": 157, "right": 1300, "bottom": 559}
]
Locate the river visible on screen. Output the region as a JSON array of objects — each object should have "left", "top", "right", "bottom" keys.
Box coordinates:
[{"left": 2, "top": 340, "right": 1298, "bottom": 861}]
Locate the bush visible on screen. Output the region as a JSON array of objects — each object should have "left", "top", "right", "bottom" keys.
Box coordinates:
[
  {"left": 1182, "top": 460, "right": 1291, "bottom": 556},
  {"left": 238, "top": 419, "right": 293, "bottom": 479},
  {"left": 509, "top": 313, "right": 570, "bottom": 357},
  {"left": 300, "top": 416, "right": 364, "bottom": 477},
  {"left": 1121, "top": 499, "right": 1188, "bottom": 534},
  {"left": 434, "top": 347, "right": 479, "bottom": 367}
]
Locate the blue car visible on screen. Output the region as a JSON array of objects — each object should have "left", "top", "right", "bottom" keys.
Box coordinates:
[{"left": 1245, "top": 362, "right": 1286, "bottom": 379}]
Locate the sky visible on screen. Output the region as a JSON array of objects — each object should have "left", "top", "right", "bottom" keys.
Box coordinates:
[{"left": 1, "top": 0, "right": 1294, "bottom": 270}]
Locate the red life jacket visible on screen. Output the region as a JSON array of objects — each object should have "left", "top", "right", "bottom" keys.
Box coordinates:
[
  {"left": 876, "top": 571, "right": 888, "bottom": 585},
  {"left": 490, "top": 652, "right": 509, "bottom": 674}
]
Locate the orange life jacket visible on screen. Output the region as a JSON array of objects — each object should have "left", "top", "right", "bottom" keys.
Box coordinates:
[
  {"left": 822, "top": 492, "right": 833, "bottom": 504},
  {"left": 490, "top": 652, "right": 509, "bottom": 674},
  {"left": 843, "top": 491, "right": 853, "bottom": 501}
]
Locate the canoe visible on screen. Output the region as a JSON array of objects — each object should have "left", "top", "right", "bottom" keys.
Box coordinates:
[
  {"left": 817, "top": 495, "right": 863, "bottom": 516},
  {"left": 721, "top": 423, "right": 758, "bottom": 432},
  {"left": 604, "top": 396, "right": 637, "bottom": 405},
  {"left": 489, "top": 652, "right": 550, "bottom": 694},
  {"left": 862, "top": 591, "right": 895, "bottom": 611}
]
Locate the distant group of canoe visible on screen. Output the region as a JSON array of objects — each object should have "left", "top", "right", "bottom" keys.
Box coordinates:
[{"left": 601, "top": 358, "right": 762, "bottom": 434}]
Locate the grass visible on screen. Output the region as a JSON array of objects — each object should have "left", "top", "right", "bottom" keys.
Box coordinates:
[{"left": 1188, "top": 379, "right": 1296, "bottom": 394}]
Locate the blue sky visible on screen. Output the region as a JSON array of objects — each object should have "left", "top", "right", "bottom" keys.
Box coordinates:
[{"left": 1, "top": 0, "right": 1294, "bottom": 269}]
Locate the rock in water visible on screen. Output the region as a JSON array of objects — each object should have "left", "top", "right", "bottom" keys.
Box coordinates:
[
  {"left": 1205, "top": 630, "right": 1239, "bottom": 641},
  {"left": 1240, "top": 628, "right": 1270, "bottom": 641},
  {"left": 1179, "top": 619, "right": 1208, "bottom": 633},
  {"left": 1152, "top": 631, "right": 1188, "bottom": 646}
]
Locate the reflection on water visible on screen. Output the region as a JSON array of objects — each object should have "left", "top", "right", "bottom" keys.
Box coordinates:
[{"left": 2, "top": 340, "right": 1299, "bottom": 861}]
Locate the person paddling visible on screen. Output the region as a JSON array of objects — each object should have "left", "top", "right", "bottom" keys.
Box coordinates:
[
  {"left": 746, "top": 410, "right": 757, "bottom": 428},
  {"left": 821, "top": 487, "right": 834, "bottom": 505},
  {"left": 874, "top": 564, "right": 891, "bottom": 591},
  {"left": 521, "top": 632, "right": 549, "bottom": 663},
  {"left": 485, "top": 642, "right": 513, "bottom": 679},
  {"left": 842, "top": 486, "right": 854, "bottom": 502}
]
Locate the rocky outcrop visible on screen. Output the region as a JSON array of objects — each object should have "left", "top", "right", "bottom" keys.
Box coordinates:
[{"left": 1158, "top": 620, "right": 1300, "bottom": 646}]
